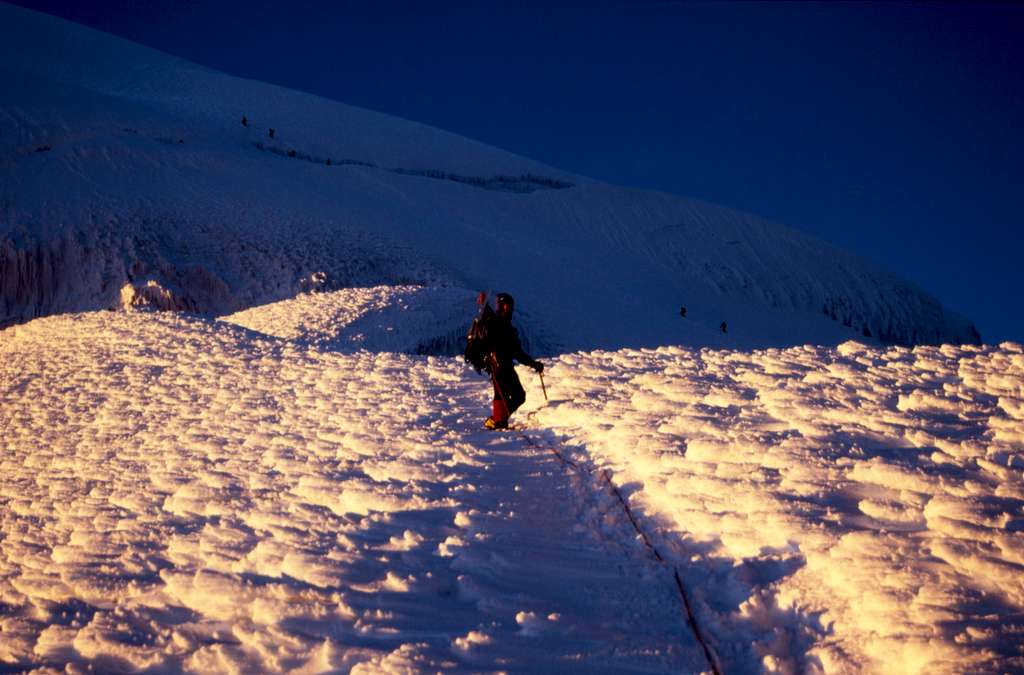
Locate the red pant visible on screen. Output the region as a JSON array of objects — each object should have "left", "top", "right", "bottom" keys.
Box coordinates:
[{"left": 491, "top": 366, "right": 525, "bottom": 423}]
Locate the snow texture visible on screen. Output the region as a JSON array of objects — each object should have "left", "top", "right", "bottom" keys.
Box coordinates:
[
  {"left": 525, "top": 339, "right": 1024, "bottom": 673},
  {"left": 0, "top": 2, "right": 979, "bottom": 350},
  {"left": 1, "top": 287, "right": 1021, "bottom": 673},
  {"left": 1, "top": 305, "right": 708, "bottom": 673}
]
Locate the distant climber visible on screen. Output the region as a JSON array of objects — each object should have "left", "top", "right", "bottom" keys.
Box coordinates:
[
  {"left": 680, "top": 306, "right": 687, "bottom": 318},
  {"left": 241, "top": 115, "right": 248, "bottom": 127},
  {"left": 465, "top": 292, "right": 543, "bottom": 430},
  {"left": 268, "top": 128, "right": 275, "bottom": 139},
  {"left": 720, "top": 321, "right": 728, "bottom": 333}
]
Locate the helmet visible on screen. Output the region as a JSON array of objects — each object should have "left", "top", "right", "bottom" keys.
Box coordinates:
[{"left": 496, "top": 292, "right": 514, "bottom": 317}]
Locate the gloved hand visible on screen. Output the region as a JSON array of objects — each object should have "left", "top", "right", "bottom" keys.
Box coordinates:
[{"left": 532, "top": 361, "right": 544, "bottom": 373}]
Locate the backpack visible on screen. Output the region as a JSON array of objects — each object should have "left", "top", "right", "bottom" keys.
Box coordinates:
[{"left": 464, "top": 314, "right": 491, "bottom": 373}]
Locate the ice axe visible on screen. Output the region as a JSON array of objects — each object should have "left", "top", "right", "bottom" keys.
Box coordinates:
[{"left": 538, "top": 369, "right": 548, "bottom": 401}]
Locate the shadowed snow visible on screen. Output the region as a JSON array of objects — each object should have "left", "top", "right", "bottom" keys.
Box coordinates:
[{"left": 0, "top": 2, "right": 979, "bottom": 349}]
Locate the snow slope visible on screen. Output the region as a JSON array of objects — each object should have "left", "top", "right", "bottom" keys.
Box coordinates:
[
  {"left": 0, "top": 2, "right": 979, "bottom": 350},
  {"left": 1, "top": 308, "right": 709, "bottom": 673},
  {"left": 1, "top": 289, "right": 1021, "bottom": 673}
]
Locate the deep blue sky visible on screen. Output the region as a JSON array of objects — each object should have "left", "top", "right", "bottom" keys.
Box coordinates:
[{"left": 13, "top": 0, "right": 1024, "bottom": 342}]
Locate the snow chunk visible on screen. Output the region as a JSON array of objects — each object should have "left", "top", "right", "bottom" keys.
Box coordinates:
[{"left": 452, "top": 629, "right": 492, "bottom": 652}]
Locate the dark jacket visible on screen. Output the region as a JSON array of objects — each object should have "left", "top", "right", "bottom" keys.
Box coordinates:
[{"left": 480, "top": 304, "right": 539, "bottom": 372}]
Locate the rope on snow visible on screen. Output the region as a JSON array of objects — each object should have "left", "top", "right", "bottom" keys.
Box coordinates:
[{"left": 518, "top": 431, "right": 724, "bottom": 675}]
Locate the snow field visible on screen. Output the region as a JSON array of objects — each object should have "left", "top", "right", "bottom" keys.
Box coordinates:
[
  {"left": 0, "top": 308, "right": 708, "bottom": 672},
  {"left": 525, "top": 340, "right": 1024, "bottom": 673}
]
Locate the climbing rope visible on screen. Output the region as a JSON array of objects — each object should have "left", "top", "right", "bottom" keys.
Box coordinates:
[{"left": 517, "top": 430, "right": 724, "bottom": 675}]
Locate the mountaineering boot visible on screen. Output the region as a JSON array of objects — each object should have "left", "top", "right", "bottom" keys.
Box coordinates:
[
  {"left": 484, "top": 416, "right": 508, "bottom": 430},
  {"left": 486, "top": 399, "right": 510, "bottom": 430}
]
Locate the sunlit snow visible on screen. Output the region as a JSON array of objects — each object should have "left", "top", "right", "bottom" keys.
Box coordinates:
[
  {"left": 2, "top": 301, "right": 705, "bottom": 672},
  {"left": 2, "top": 288, "right": 1021, "bottom": 672},
  {"left": 526, "top": 338, "right": 1024, "bottom": 672}
]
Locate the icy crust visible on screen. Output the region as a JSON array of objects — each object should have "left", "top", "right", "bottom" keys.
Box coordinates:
[
  {"left": 526, "top": 340, "right": 1024, "bottom": 674},
  {"left": 0, "top": 206, "right": 450, "bottom": 328}
]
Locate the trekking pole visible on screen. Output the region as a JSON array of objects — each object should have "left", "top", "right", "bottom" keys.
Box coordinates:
[{"left": 538, "top": 370, "right": 548, "bottom": 401}]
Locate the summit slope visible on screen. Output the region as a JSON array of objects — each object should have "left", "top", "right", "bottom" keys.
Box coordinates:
[{"left": 0, "top": 2, "right": 979, "bottom": 350}]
